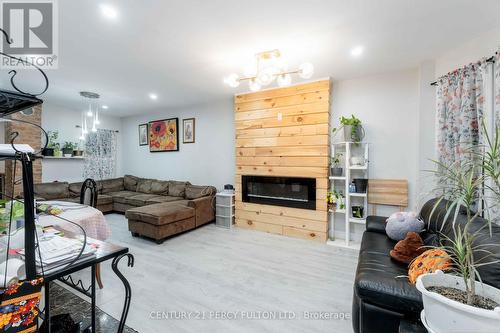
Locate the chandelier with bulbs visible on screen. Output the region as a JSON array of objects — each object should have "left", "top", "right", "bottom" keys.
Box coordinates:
[
  {"left": 223, "top": 49, "right": 314, "bottom": 92},
  {"left": 79, "top": 91, "right": 101, "bottom": 140}
]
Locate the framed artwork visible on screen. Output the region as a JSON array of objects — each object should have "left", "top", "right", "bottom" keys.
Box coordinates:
[
  {"left": 138, "top": 123, "right": 148, "bottom": 146},
  {"left": 183, "top": 118, "right": 195, "bottom": 143},
  {"left": 148, "top": 118, "right": 179, "bottom": 152}
]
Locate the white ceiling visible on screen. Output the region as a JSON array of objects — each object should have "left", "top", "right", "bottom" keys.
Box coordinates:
[{"left": 2, "top": 0, "right": 500, "bottom": 117}]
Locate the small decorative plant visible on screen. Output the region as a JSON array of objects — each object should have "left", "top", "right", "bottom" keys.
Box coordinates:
[
  {"left": 62, "top": 141, "right": 77, "bottom": 156},
  {"left": 327, "top": 190, "right": 345, "bottom": 211},
  {"left": 326, "top": 191, "right": 336, "bottom": 211},
  {"left": 42, "top": 131, "right": 60, "bottom": 156},
  {"left": 330, "top": 153, "right": 343, "bottom": 176},
  {"left": 332, "top": 114, "right": 365, "bottom": 142}
]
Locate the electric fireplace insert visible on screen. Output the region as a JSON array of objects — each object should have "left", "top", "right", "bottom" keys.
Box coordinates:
[{"left": 242, "top": 175, "right": 316, "bottom": 210}]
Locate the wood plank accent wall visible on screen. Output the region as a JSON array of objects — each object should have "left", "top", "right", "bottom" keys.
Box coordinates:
[{"left": 234, "top": 79, "right": 330, "bottom": 242}]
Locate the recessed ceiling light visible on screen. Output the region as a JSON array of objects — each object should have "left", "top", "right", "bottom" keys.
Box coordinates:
[
  {"left": 149, "top": 93, "right": 158, "bottom": 100},
  {"left": 350, "top": 46, "right": 364, "bottom": 57},
  {"left": 100, "top": 4, "right": 118, "bottom": 20},
  {"left": 102, "top": 105, "right": 108, "bottom": 109}
]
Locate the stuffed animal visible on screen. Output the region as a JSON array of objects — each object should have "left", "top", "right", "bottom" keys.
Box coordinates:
[
  {"left": 390, "top": 232, "right": 426, "bottom": 264},
  {"left": 385, "top": 211, "right": 424, "bottom": 241}
]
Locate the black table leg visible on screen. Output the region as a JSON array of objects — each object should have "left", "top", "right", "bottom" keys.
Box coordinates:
[
  {"left": 111, "top": 253, "right": 134, "bottom": 333},
  {"left": 45, "top": 282, "right": 51, "bottom": 333},
  {"left": 91, "top": 264, "right": 96, "bottom": 332}
]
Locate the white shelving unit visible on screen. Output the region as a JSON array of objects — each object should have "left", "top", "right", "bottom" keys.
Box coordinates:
[
  {"left": 215, "top": 192, "right": 235, "bottom": 229},
  {"left": 328, "top": 142, "right": 369, "bottom": 247}
]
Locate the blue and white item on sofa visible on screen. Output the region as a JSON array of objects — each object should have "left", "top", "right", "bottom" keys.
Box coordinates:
[{"left": 385, "top": 211, "right": 424, "bottom": 241}]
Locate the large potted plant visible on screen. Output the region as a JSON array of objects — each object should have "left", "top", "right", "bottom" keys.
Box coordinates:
[
  {"left": 42, "top": 131, "right": 59, "bottom": 156},
  {"left": 416, "top": 122, "right": 500, "bottom": 332}
]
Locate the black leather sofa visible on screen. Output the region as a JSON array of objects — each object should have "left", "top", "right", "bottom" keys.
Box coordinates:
[{"left": 352, "top": 198, "right": 500, "bottom": 333}]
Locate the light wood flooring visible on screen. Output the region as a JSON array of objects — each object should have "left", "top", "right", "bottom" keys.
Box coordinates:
[{"left": 62, "top": 214, "right": 358, "bottom": 333}]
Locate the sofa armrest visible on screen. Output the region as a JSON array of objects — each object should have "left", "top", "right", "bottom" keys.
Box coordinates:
[
  {"left": 366, "top": 215, "right": 388, "bottom": 234},
  {"left": 187, "top": 196, "right": 215, "bottom": 227}
]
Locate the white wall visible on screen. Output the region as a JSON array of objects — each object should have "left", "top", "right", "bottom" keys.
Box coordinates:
[
  {"left": 41, "top": 102, "right": 123, "bottom": 182},
  {"left": 120, "top": 99, "right": 234, "bottom": 190},
  {"left": 331, "top": 69, "right": 420, "bottom": 240},
  {"left": 435, "top": 25, "right": 500, "bottom": 78}
]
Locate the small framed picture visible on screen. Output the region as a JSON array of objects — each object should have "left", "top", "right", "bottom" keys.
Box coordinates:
[
  {"left": 138, "top": 123, "right": 148, "bottom": 146},
  {"left": 183, "top": 118, "right": 195, "bottom": 144}
]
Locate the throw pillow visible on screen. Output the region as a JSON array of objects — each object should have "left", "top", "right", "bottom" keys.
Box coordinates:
[
  {"left": 408, "top": 249, "right": 452, "bottom": 284},
  {"left": 124, "top": 175, "right": 139, "bottom": 191},
  {"left": 385, "top": 211, "right": 425, "bottom": 241},
  {"left": 136, "top": 179, "right": 153, "bottom": 194},
  {"left": 390, "top": 232, "right": 426, "bottom": 264},
  {"left": 185, "top": 185, "right": 215, "bottom": 200}
]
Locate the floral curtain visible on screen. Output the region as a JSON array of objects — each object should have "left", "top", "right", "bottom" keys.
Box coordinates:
[
  {"left": 83, "top": 129, "right": 117, "bottom": 180},
  {"left": 436, "top": 61, "right": 487, "bottom": 166}
]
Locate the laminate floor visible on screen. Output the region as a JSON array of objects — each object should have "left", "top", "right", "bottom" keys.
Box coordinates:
[{"left": 62, "top": 213, "right": 358, "bottom": 333}]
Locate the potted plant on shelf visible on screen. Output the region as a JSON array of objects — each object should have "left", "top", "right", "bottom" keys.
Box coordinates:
[
  {"left": 330, "top": 153, "right": 343, "bottom": 176},
  {"left": 332, "top": 115, "right": 365, "bottom": 142},
  {"left": 351, "top": 205, "right": 364, "bottom": 219},
  {"left": 62, "top": 142, "right": 76, "bottom": 157},
  {"left": 416, "top": 122, "right": 500, "bottom": 333},
  {"left": 335, "top": 191, "right": 345, "bottom": 211},
  {"left": 73, "top": 142, "right": 84, "bottom": 157},
  {"left": 42, "top": 131, "right": 60, "bottom": 156},
  {"left": 326, "top": 191, "right": 336, "bottom": 211}
]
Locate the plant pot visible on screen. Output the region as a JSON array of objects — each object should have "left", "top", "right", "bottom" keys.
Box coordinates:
[
  {"left": 73, "top": 150, "right": 84, "bottom": 157},
  {"left": 331, "top": 167, "right": 343, "bottom": 176},
  {"left": 353, "top": 178, "right": 368, "bottom": 193},
  {"left": 62, "top": 148, "right": 73, "bottom": 156},
  {"left": 42, "top": 148, "right": 54, "bottom": 156},
  {"left": 328, "top": 203, "right": 336, "bottom": 212},
  {"left": 351, "top": 205, "right": 364, "bottom": 218},
  {"left": 416, "top": 271, "right": 500, "bottom": 333},
  {"left": 343, "top": 125, "right": 365, "bottom": 142}
]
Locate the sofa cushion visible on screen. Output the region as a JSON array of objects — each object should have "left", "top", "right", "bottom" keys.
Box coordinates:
[
  {"left": 58, "top": 197, "right": 80, "bottom": 203},
  {"left": 34, "top": 182, "right": 69, "bottom": 200},
  {"left": 68, "top": 182, "right": 83, "bottom": 197},
  {"left": 150, "top": 180, "right": 169, "bottom": 195},
  {"left": 126, "top": 203, "right": 195, "bottom": 226},
  {"left": 100, "top": 178, "right": 124, "bottom": 194},
  {"left": 136, "top": 179, "right": 153, "bottom": 194},
  {"left": 168, "top": 181, "right": 189, "bottom": 197},
  {"left": 360, "top": 230, "right": 397, "bottom": 256},
  {"left": 107, "top": 190, "right": 138, "bottom": 204},
  {"left": 185, "top": 185, "right": 216, "bottom": 200},
  {"left": 125, "top": 193, "right": 162, "bottom": 206},
  {"left": 146, "top": 196, "right": 184, "bottom": 205},
  {"left": 97, "top": 194, "right": 113, "bottom": 205},
  {"left": 124, "top": 175, "right": 139, "bottom": 191}
]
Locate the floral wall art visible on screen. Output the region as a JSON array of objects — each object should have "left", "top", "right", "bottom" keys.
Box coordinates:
[{"left": 149, "top": 118, "right": 179, "bottom": 152}]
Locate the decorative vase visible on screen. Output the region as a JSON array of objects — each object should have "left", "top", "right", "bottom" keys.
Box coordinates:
[
  {"left": 416, "top": 271, "right": 500, "bottom": 333},
  {"left": 331, "top": 167, "right": 343, "bottom": 176},
  {"left": 344, "top": 125, "right": 365, "bottom": 142},
  {"left": 353, "top": 178, "right": 368, "bottom": 193},
  {"left": 351, "top": 206, "right": 364, "bottom": 219},
  {"left": 73, "top": 150, "right": 84, "bottom": 157}
]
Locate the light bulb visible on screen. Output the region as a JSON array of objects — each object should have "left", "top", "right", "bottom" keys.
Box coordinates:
[
  {"left": 95, "top": 110, "right": 100, "bottom": 125},
  {"left": 257, "top": 67, "right": 276, "bottom": 86},
  {"left": 223, "top": 73, "right": 240, "bottom": 88},
  {"left": 79, "top": 134, "right": 86, "bottom": 141},
  {"left": 91, "top": 125, "right": 97, "bottom": 132},
  {"left": 249, "top": 79, "right": 261, "bottom": 92},
  {"left": 277, "top": 73, "right": 292, "bottom": 87},
  {"left": 298, "top": 62, "right": 314, "bottom": 79},
  {"left": 86, "top": 109, "right": 93, "bottom": 117}
]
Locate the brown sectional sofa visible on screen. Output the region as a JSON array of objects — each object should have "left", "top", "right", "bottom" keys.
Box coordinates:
[{"left": 33, "top": 175, "right": 216, "bottom": 243}]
